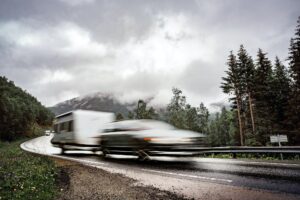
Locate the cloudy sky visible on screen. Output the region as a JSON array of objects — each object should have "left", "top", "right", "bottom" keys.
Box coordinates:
[{"left": 0, "top": 0, "right": 299, "bottom": 110}]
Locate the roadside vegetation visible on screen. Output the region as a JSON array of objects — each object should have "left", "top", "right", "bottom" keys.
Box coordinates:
[
  {"left": 0, "top": 76, "right": 54, "bottom": 141},
  {"left": 0, "top": 139, "right": 58, "bottom": 200},
  {"left": 202, "top": 153, "right": 300, "bottom": 161},
  {"left": 0, "top": 70, "right": 58, "bottom": 199}
]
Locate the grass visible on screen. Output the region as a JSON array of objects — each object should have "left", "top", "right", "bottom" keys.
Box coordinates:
[
  {"left": 0, "top": 139, "right": 58, "bottom": 200},
  {"left": 202, "top": 153, "right": 300, "bottom": 160}
]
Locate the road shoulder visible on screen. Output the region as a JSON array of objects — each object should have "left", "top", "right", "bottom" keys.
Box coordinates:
[{"left": 53, "top": 158, "right": 189, "bottom": 200}]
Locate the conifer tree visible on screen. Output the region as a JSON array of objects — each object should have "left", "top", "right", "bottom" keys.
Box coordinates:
[
  {"left": 221, "top": 51, "right": 244, "bottom": 145},
  {"left": 287, "top": 16, "right": 300, "bottom": 144},
  {"left": 237, "top": 45, "right": 256, "bottom": 136},
  {"left": 208, "top": 107, "right": 234, "bottom": 146},
  {"left": 127, "top": 111, "right": 134, "bottom": 119},
  {"left": 166, "top": 88, "right": 187, "bottom": 129},
  {"left": 271, "top": 57, "right": 290, "bottom": 134},
  {"left": 134, "top": 100, "right": 157, "bottom": 119},
  {"left": 185, "top": 104, "right": 199, "bottom": 132},
  {"left": 253, "top": 49, "right": 274, "bottom": 144},
  {"left": 208, "top": 112, "right": 220, "bottom": 146},
  {"left": 197, "top": 102, "right": 209, "bottom": 133},
  {"left": 218, "top": 107, "right": 231, "bottom": 145}
]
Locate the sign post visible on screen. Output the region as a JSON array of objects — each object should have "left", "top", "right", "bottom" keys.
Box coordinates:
[{"left": 270, "top": 135, "right": 288, "bottom": 160}]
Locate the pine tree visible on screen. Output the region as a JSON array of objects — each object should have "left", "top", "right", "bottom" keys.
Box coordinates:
[
  {"left": 185, "top": 104, "right": 199, "bottom": 132},
  {"left": 197, "top": 103, "right": 209, "bottom": 133},
  {"left": 271, "top": 57, "right": 290, "bottom": 135},
  {"left": 218, "top": 107, "right": 231, "bottom": 145},
  {"left": 127, "top": 111, "right": 134, "bottom": 119},
  {"left": 208, "top": 112, "right": 220, "bottom": 146},
  {"left": 208, "top": 107, "right": 234, "bottom": 146},
  {"left": 133, "top": 100, "right": 157, "bottom": 119},
  {"left": 135, "top": 100, "right": 147, "bottom": 119},
  {"left": 237, "top": 45, "right": 256, "bottom": 136},
  {"left": 166, "top": 88, "right": 187, "bottom": 129},
  {"left": 221, "top": 51, "right": 244, "bottom": 145},
  {"left": 287, "top": 16, "right": 300, "bottom": 144},
  {"left": 253, "top": 49, "right": 274, "bottom": 145}
]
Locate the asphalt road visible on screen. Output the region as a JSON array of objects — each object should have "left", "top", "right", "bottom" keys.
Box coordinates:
[{"left": 21, "top": 136, "right": 300, "bottom": 200}]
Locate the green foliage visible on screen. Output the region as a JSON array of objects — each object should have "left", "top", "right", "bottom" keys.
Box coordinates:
[
  {"left": 287, "top": 17, "right": 300, "bottom": 144},
  {"left": 221, "top": 48, "right": 293, "bottom": 146},
  {"left": 197, "top": 103, "right": 210, "bottom": 133},
  {"left": 221, "top": 51, "right": 241, "bottom": 96},
  {"left": 208, "top": 107, "right": 237, "bottom": 146},
  {"left": 219, "top": 17, "right": 300, "bottom": 146},
  {"left": 127, "top": 111, "right": 134, "bottom": 119},
  {"left": 203, "top": 153, "right": 300, "bottom": 160},
  {"left": 271, "top": 57, "right": 290, "bottom": 135},
  {"left": 166, "top": 88, "right": 209, "bottom": 133},
  {"left": 130, "top": 100, "right": 158, "bottom": 119},
  {"left": 166, "top": 88, "right": 188, "bottom": 129},
  {"left": 0, "top": 140, "right": 58, "bottom": 200},
  {"left": 185, "top": 104, "right": 198, "bottom": 131},
  {"left": 221, "top": 50, "right": 244, "bottom": 145},
  {"left": 116, "top": 113, "right": 124, "bottom": 121},
  {"left": 253, "top": 49, "right": 274, "bottom": 144},
  {"left": 0, "top": 76, "right": 54, "bottom": 141}
]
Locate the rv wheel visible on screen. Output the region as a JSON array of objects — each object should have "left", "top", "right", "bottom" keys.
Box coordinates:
[
  {"left": 137, "top": 150, "right": 150, "bottom": 161},
  {"left": 102, "top": 149, "right": 108, "bottom": 158},
  {"left": 101, "top": 141, "right": 109, "bottom": 158},
  {"left": 59, "top": 145, "right": 65, "bottom": 155}
]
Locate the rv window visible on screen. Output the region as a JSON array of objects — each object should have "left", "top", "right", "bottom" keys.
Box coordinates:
[
  {"left": 55, "top": 121, "right": 73, "bottom": 133},
  {"left": 68, "top": 121, "right": 73, "bottom": 132},
  {"left": 54, "top": 124, "right": 58, "bottom": 133},
  {"left": 60, "top": 122, "right": 64, "bottom": 131},
  {"left": 60, "top": 122, "right": 67, "bottom": 132}
]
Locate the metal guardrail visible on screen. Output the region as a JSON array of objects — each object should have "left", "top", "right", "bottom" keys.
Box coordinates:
[{"left": 197, "top": 146, "right": 300, "bottom": 154}]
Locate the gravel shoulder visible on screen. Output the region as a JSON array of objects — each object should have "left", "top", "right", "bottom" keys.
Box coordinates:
[{"left": 53, "top": 158, "right": 189, "bottom": 200}]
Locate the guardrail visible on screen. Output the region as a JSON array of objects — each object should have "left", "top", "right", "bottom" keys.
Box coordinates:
[
  {"left": 196, "top": 146, "right": 300, "bottom": 160},
  {"left": 197, "top": 146, "right": 300, "bottom": 154}
]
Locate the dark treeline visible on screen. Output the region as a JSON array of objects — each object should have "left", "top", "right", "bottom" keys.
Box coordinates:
[
  {"left": 221, "top": 17, "right": 300, "bottom": 146},
  {"left": 0, "top": 76, "right": 54, "bottom": 141}
]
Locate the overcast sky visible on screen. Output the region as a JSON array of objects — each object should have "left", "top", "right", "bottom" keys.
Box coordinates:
[{"left": 0, "top": 0, "right": 299, "bottom": 110}]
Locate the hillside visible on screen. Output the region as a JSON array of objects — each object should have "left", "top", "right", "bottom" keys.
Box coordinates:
[{"left": 0, "top": 76, "right": 54, "bottom": 141}]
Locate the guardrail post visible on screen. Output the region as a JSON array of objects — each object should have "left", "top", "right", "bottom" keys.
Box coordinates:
[
  {"left": 280, "top": 153, "right": 284, "bottom": 160},
  {"left": 278, "top": 139, "right": 284, "bottom": 160},
  {"left": 232, "top": 153, "right": 237, "bottom": 159}
]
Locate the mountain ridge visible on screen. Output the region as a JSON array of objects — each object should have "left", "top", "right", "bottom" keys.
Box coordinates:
[{"left": 48, "top": 92, "right": 156, "bottom": 116}]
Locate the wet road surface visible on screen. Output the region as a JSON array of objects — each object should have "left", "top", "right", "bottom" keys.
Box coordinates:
[{"left": 21, "top": 136, "right": 300, "bottom": 199}]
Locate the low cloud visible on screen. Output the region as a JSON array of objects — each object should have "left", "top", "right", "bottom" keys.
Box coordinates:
[{"left": 0, "top": 0, "right": 299, "bottom": 110}]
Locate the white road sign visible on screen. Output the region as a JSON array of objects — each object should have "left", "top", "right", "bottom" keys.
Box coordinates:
[{"left": 270, "top": 135, "right": 288, "bottom": 143}]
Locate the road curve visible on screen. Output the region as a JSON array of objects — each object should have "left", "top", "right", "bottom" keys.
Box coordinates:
[{"left": 21, "top": 136, "right": 300, "bottom": 200}]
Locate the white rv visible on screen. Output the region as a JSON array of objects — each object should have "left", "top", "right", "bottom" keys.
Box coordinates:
[{"left": 50, "top": 110, "right": 115, "bottom": 153}]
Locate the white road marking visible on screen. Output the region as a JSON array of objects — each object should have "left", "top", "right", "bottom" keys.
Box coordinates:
[
  {"left": 141, "top": 168, "right": 233, "bottom": 183},
  {"left": 195, "top": 158, "right": 300, "bottom": 167},
  {"left": 20, "top": 142, "right": 108, "bottom": 166}
]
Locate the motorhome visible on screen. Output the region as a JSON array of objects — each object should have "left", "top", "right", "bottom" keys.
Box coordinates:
[{"left": 50, "top": 110, "right": 115, "bottom": 153}]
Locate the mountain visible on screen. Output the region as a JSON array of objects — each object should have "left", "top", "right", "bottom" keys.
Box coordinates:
[{"left": 48, "top": 92, "right": 137, "bottom": 116}]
